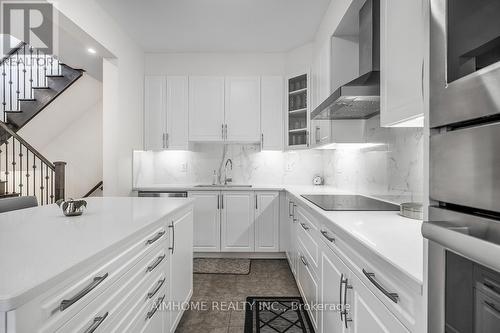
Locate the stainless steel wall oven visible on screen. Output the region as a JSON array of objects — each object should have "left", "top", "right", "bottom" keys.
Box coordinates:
[{"left": 424, "top": 0, "right": 500, "bottom": 332}]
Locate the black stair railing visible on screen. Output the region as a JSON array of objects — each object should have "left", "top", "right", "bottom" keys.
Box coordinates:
[
  {"left": 0, "top": 121, "right": 65, "bottom": 204},
  {"left": 1, "top": 42, "right": 62, "bottom": 120}
]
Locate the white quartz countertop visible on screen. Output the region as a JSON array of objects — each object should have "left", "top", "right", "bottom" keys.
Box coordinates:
[
  {"left": 286, "top": 188, "right": 423, "bottom": 286},
  {"left": 135, "top": 184, "right": 423, "bottom": 285},
  {"left": 0, "top": 197, "right": 193, "bottom": 312}
]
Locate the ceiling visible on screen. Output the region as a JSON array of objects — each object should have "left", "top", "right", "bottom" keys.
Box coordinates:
[{"left": 97, "top": 0, "right": 331, "bottom": 53}]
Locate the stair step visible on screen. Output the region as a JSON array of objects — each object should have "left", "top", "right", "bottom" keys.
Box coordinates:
[
  {"left": 17, "top": 98, "right": 36, "bottom": 102},
  {"left": 4, "top": 110, "right": 22, "bottom": 114},
  {"left": 45, "top": 75, "right": 64, "bottom": 78}
]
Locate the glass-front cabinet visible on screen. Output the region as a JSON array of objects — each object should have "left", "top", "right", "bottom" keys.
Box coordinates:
[{"left": 286, "top": 73, "right": 310, "bottom": 149}]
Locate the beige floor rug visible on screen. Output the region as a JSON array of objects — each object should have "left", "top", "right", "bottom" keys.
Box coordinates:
[{"left": 193, "top": 258, "right": 251, "bottom": 274}]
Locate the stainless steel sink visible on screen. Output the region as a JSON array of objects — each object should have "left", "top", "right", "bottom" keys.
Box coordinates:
[{"left": 195, "top": 184, "right": 252, "bottom": 188}]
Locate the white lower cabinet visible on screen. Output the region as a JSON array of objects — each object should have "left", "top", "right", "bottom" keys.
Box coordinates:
[
  {"left": 287, "top": 199, "right": 420, "bottom": 333},
  {"left": 349, "top": 272, "right": 409, "bottom": 333},
  {"left": 320, "top": 245, "right": 349, "bottom": 333},
  {"left": 168, "top": 210, "right": 194, "bottom": 333},
  {"left": 221, "top": 191, "right": 255, "bottom": 252},
  {"left": 189, "top": 190, "right": 280, "bottom": 253},
  {"left": 5, "top": 206, "right": 194, "bottom": 333},
  {"left": 297, "top": 242, "right": 320, "bottom": 331},
  {"left": 189, "top": 191, "right": 221, "bottom": 252},
  {"left": 254, "top": 191, "right": 280, "bottom": 252}
]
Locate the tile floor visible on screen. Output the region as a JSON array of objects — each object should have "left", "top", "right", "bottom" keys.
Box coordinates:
[{"left": 175, "top": 259, "right": 300, "bottom": 333}]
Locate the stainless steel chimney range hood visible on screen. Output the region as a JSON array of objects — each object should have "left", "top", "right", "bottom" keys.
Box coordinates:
[{"left": 311, "top": 0, "right": 380, "bottom": 121}]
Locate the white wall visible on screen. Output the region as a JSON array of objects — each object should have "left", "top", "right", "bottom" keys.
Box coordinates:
[
  {"left": 51, "top": 0, "right": 145, "bottom": 196},
  {"left": 18, "top": 74, "right": 103, "bottom": 198}
]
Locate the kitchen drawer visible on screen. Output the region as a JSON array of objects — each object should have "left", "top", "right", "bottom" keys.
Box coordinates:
[
  {"left": 122, "top": 283, "right": 166, "bottom": 333},
  {"left": 35, "top": 225, "right": 167, "bottom": 333},
  {"left": 55, "top": 244, "right": 168, "bottom": 333},
  {"left": 296, "top": 207, "right": 319, "bottom": 272},
  {"left": 317, "top": 217, "right": 421, "bottom": 331},
  {"left": 297, "top": 241, "right": 319, "bottom": 330}
]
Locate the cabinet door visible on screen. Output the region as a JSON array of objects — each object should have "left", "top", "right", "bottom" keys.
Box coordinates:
[
  {"left": 261, "top": 76, "right": 283, "bottom": 150},
  {"left": 225, "top": 76, "right": 261, "bottom": 142},
  {"left": 188, "top": 76, "right": 225, "bottom": 141},
  {"left": 188, "top": 191, "right": 221, "bottom": 252},
  {"left": 254, "top": 191, "right": 280, "bottom": 252},
  {"left": 348, "top": 273, "right": 409, "bottom": 333},
  {"left": 168, "top": 210, "right": 194, "bottom": 333},
  {"left": 380, "top": 0, "right": 425, "bottom": 127},
  {"left": 166, "top": 76, "right": 188, "bottom": 150},
  {"left": 297, "top": 242, "right": 319, "bottom": 330},
  {"left": 221, "top": 191, "right": 255, "bottom": 252},
  {"left": 320, "top": 244, "right": 350, "bottom": 333},
  {"left": 144, "top": 76, "right": 166, "bottom": 150}
]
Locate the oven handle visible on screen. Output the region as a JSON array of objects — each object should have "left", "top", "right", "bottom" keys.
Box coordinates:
[{"left": 422, "top": 221, "right": 500, "bottom": 273}]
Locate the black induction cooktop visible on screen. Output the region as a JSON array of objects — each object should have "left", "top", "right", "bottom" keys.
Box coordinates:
[{"left": 301, "top": 195, "right": 400, "bottom": 211}]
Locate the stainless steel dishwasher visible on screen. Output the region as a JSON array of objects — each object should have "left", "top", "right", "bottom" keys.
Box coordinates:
[{"left": 138, "top": 191, "right": 188, "bottom": 198}]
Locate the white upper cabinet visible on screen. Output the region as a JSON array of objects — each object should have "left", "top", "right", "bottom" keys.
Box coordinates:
[
  {"left": 380, "top": 0, "right": 426, "bottom": 127},
  {"left": 260, "top": 76, "right": 284, "bottom": 150},
  {"left": 144, "top": 76, "right": 189, "bottom": 150},
  {"left": 254, "top": 191, "right": 280, "bottom": 252},
  {"left": 166, "top": 76, "right": 189, "bottom": 149},
  {"left": 225, "top": 76, "right": 261, "bottom": 142},
  {"left": 144, "top": 76, "right": 166, "bottom": 150},
  {"left": 188, "top": 76, "right": 225, "bottom": 141}
]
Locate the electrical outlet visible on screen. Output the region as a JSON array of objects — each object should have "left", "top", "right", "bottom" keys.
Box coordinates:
[
  {"left": 180, "top": 163, "right": 188, "bottom": 173},
  {"left": 285, "top": 162, "right": 293, "bottom": 172}
]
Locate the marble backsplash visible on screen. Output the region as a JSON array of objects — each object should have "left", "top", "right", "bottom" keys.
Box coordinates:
[{"left": 133, "top": 117, "right": 423, "bottom": 198}]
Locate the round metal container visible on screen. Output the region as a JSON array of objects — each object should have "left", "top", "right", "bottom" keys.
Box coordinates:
[{"left": 400, "top": 202, "right": 423, "bottom": 220}]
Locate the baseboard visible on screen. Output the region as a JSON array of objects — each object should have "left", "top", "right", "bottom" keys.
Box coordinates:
[{"left": 194, "top": 252, "right": 287, "bottom": 259}]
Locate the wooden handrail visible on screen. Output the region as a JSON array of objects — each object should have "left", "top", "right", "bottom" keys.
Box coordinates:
[
  {"left": 83, "top": 181, "right": 103, "bottom": 198},
  {"left": 0, "top": 41, "right": 26, "bottom": 66},
  {"left": 0, "top": 122, "right": 55, "bottom": 170}
]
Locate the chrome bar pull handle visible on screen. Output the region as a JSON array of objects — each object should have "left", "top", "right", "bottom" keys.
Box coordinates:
[
  {"left": 342, "top": 276, "right": 353, "bottom": 328},
  {"left": 60, "top": 273, "right": 109, "bottom": 311},
  {"left": 339, "top": 273, "right": 344, "bottom": 322},
  {"left": 146, "top": 230, "right": 165, "bottom": 245},
  {"left": 300, "top": 255, "right": 308, "bottom": 266},
  {"left": 83, "top": 312, "right": 109, "bottom": 333},
  {"left": 169, "top": 221, "right": 175, "bottom": 254},
  {"left": 362, "top": 269, "right": 399, "bottom": 303},
  {"left": 147, "top": 278, "right": 166, "bottom": 299},
  {"left": 321, "top": 230, "right": 335, "bottom": 243},
  {"left": 255, "top": 194, "right": 258, "bottom": 210},
  {"left": 146, "top": 295, "right": 165, "bottom": 320},
  {"left": 300, "top": 222, "right": 310, "bottom": 231},
  {"left": 147, "top": 254, "right": 166, "bottom": 272}
]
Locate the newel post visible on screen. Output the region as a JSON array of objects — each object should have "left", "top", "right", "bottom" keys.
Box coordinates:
[{"left": 54, "top": 161, "right": 67, "bottom": 202}]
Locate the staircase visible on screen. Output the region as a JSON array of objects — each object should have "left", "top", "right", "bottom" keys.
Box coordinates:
[{"left": 0, "top": 41, "right": 84, "bottom": 204}]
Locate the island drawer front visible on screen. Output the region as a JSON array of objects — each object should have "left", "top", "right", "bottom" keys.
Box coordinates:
[
  {"left": 317, "top": 217, "right": 422, "bottom": 332},
  {"left": 111, "top": 273, "right": 167, "bottom": 333},
  {"left": 296, "top": 207, "right": 319, "bottom": 272},
  {"left": 34, "top": 225, "right": 167, "bottom": 332},
  {"left": 53, "top": 245, "right": 167, "bottom": 333}
]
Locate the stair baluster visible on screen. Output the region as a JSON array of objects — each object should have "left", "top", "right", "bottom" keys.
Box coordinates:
[{"left": 0, "top": 122, "right": 64, "bottom": 204}]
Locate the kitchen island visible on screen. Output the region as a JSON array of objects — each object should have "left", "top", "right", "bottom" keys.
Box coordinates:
[{"left": 0, "top": 197, "right": 194, "bottom": 333}]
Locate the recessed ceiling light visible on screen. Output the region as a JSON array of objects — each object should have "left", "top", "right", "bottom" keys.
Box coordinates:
[{"left": 87, "top": 48, "right": 97, "bottom": 54}]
